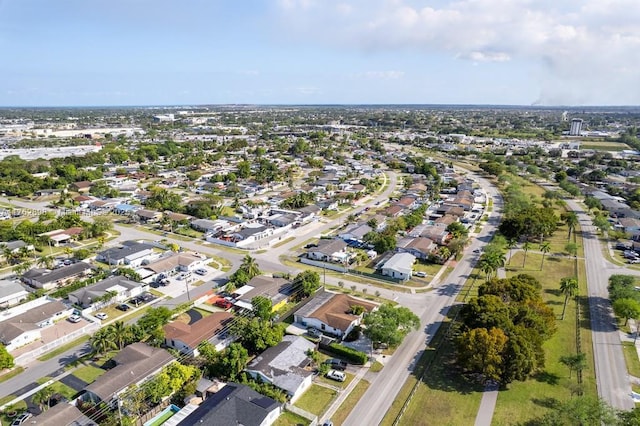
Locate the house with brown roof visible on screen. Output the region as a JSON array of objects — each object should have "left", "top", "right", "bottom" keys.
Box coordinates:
[
  {"left": 383, "top": 205, "right": 404, "bottom": 218},
  {"left": 81, "top": 343, "right": 174, "bottom": 406},
  {"left": 70, "top": 181, "right": 93, "bottom": 193},
  {"left": 164, "top": 311, "right": 234, "bottom": 355},
  {"left": 135, "top": 209, "right": 162, "bottom": 223},
  {"left": 395, "top": 196, "right": 418, "bottom": 210},
  {"left": 233, "top": 275, "right": 293, "bottom": 312},
  {"left": 293, "top": 291, "right": 377, "bottom": 339},
  {"left": 397, "top": 237, "right": 437, "bottom": 260}
]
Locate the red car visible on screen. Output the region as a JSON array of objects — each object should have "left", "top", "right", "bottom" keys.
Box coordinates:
[{"left": 215, "top": 299, "right": 233, "bottom": 309}]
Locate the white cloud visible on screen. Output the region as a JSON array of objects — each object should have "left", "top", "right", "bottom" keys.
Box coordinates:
[{"left": 274, "top": 0, "right": 640, "bottom": 104}]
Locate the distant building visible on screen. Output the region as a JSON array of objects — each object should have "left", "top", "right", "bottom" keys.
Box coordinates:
[{"left": 569, "top": 119, "right": 583, "bottom": 136}]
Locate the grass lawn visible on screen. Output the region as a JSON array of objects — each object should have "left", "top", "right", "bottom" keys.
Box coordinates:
[
  {"left": 0, "top": 367, "right": 23, "bottom": 384},
  {"left": 581, "top": 141, "right": 630, "bottom": 151},
  {"left": 273, "top": 237, "right": 296, "bottom": 248},
  {"left": 273, "top": 410, "right": 310, "bottom": 426},
  {"left": 72, "top": 365, "right": 106, "bottom": 384},
  {"left": 622, "top": 342, "right": 640, "bottom": 378},
  {"left": 0, "top": 400, "right": 27, "bottom": 426},
  {"left": 294, "top": 384, "right": 337, "bottom": 416},
  {"left": 370, "top": 361, "right": 384, "bottom": 373},
  {"left": 331, "top": 379, "right": 371, "bottom": 425},
  {"left": 316, "top": 372, "right": 354, "bottom": 389},
  {"left": 45, "top": 381, "right": 77, "bottom": 400},
  {"left": 413, "top": 261, "right": 444, "bottom": 277}
]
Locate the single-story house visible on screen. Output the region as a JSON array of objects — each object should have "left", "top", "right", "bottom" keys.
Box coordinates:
[
  {"left": 95, "top": 241, "right": 157, "bottom": 267},
  {"left": 0, "top": 279, "right": 29, "bottom": 308},
  {"left": 245, "top": 335, "right": 315, "bottom": 402},
  {"left": 293, "top": 291, "right": 377, "bottom": 338},
  {"left": 140, "top": 252, "right": 207, "bottom": 281},
  {"left": 70, "top": 181, "right": 93, "bottom": 193},
  {"left": 22, "top": 262, "right": 94, "bottom": 290},
  {"left": 1, "top": 240, "right": 34, "bottom": 254},
  {"left": 338, "top": 224, "right": 372, "bottom": 242},
  {"left": 68, "top": 275, "right": 146, "bottom": 308},
  {"left": 396, "top": 237, "right": 437, "bottom": 260},
  {"left": 383, "top": 205, "right": 404, "bottom": 218},
  {"left": 178, "top": 382, "right": 281, "bottom": 426},
  {"left": 380, "top": 253, "right": 416, "bottom": 280},
  {"left": 307, "top": 239, "right": 348, "bottom": 263},
  {"left": 81, "top": 343, "right": 174, "bottom": 405},
  {"left": 617, "top": 217, "right": 640, "bottom": 238},
  {"left": 29, "top": 402, "right": 97, "bottom": 425},
  {"left": 233, "top": 275, "right": 292, "bottom": 312},
  {"left": 163, "top": 311, "right": 234, "bottom": 355},
  {"left": 0, "top": 300, "right": 69, "bottom": 351},
  {"left": 229, "top": 225, "right": 273, "bottom": 245},
  {"left": 136, "top": 209, "right": 162, "bottom": 223},
  {"left": 191, "top": 218, "right": 223, "bottom": 233}
]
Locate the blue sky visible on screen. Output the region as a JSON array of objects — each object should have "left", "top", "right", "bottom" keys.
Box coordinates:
[{"left": 1, "top": 0, "right": 639, "bottom": 106}]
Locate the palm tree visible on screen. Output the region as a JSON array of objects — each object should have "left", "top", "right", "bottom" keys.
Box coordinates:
[
  {"left": 110, "top": 321, "right": 131, "bottom": 350},
  {"left": 32, "top": 386, "right": 54, "bottom": 411},
  {"left": 63, "top": 246, "right": 73, "bottom": 259},
  {"left": 37, "top": 255, "right": 54, "bottom": 269},
  {"left": 479, "top": 258, "right": 496, "bottom": 281},
  {"left": 522, "top": 241, "right": 532, "bottom": 268},
  {"left": 559, "top": 277, "right": 579, "bottom": 320},
  {"left": 539, "top": 241, "right": 551, "bottom": 270},
  {"left": 507, "top": 239, "right": 517, "bottom": 266},
  {"left": 438, "top": 247, "right": 451, "bottom": 264},
  {"left": 90, "top": 328, "right": 117, "bottom": 357},
  {"left": 241, "top": 255, "right": 261, "bottom": 278},
  {"left": 563, "top": 212, "right": 579, "bottom": 241}
]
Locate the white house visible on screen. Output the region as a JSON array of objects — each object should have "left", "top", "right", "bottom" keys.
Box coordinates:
[
  {"left": 245, "top": 335, "right": 315, "bottom": 402},
  {"left": 0, "top": 280, "right": 29, "bottom": 308},
  {"left": 0, "top": 300, "right": 69, "bottom": 351},
  {"left": 307, "top": 239, "right": 348, "bottom": 263},
  {"left": 68, "top": 276, "right": 147, "bottom": 308},
  {"left": 380, "top": 253, "right": 416, "bottom": 281},
  {"left": 293, "top": 291, "right": 377, "bottom": 338}
]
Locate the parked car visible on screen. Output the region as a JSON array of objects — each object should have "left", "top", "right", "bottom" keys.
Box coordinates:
[
  {"left": 215, "top": 299, "right": 233, "bottom": 309},
  {"left": 415, "top": 271, "right": 427, "bottom": 278},
  {"left": 95, "top": 313, "right": 108, "bottom": 320},
  {"left": 324, "top": 358, "right": 348, "bottom": 371},
  {"left": 325, "top": 370, "right": 346, "bottom": 382},
  {"left": 194, "top": 268, "right": 207, "bottom": 276},
  {"left": 323, "top": 421, "right": 334, "bottom": 426},
  {"left": 68, "top": 314, "right": 81, "bottom": 323},
  {"left": 11, "top": 413, "right": 32, "bottom": 426},
  {"left": 629, "top": 259, "right": 640, "bottom": 264},
  {"left": 177, "top": 272, "right": 192, "bottom": 280},
  {"left": 116, "top": 304, "right": 130, "bottom": 311}
]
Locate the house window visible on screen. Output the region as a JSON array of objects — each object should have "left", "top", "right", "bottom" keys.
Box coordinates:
[{"left": 321, "top": 324, "right": 325, "bottom": 330}]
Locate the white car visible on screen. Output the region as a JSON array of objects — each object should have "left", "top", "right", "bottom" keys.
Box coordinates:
[
  {"left": 95, "top": 313, "right": 108, "bottom": 320},
  {"left": 326, "top": 370, "right": 346, "bottom": 382},
  {"left": 415, "top": 271, "right": 427, "bottom": 278},
  {"left": 68, "top": 314, "right": 81, "bottom": 323}
]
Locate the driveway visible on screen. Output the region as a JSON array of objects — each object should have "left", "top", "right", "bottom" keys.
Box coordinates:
[
  {"left": 186, "top": 309, "right": 202, "bottom": 325},
  {"left": 59, "top": 374, "right": 87, "bottom": 393}
]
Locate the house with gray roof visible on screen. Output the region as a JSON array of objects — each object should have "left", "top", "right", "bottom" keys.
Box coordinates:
[
  {"left": 178, "top": 382, "right": 281, "bottom": 426},
  {"left": 68, "top": 275, "right": 146, "bottom": 308},
  {"left": 0, "top": 300, "right": 69, "bottom": 351},
  {"left": 245, "top": 335, "right": 315, "bottom": 402},
  {"left": 22, "top": 262, "right": 94, "bottom": 290},
  {"left": 380, "top": 253, "right": 416, "bottom": 281},
  {"left": 0, "top": 279, "right": 28, "bottom": 308},
  {"left": 95, "top": 241, "right": 157, "bottom": 267},
  {"left": 81, "top": 342, "right": 174, "bottom": 405},
  {"left": 307, "top": 239, "right": 348, "bottom": 263},
  {"left": 338, "top": 223, "right": 372, "bottom": 241},
  {"left": 29, "top": 402, "right": 97, "bottom": 426}
]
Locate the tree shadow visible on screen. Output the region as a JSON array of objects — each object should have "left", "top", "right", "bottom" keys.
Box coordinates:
[
  {"left": 545, "top": 288, "right": 562, "bottom": 297},
  {"left": 531, "top": 396, "right": 560, "bottom": 409},
  {"left": 533, "top": 370, "right": 560, "bottom": 385}
]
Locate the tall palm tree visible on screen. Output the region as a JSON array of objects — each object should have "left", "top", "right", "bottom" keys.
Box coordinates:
[
  {"left": 507, "top": 239, "right": 517, "bottom": 266},
  {"left": 539, "top": 241, "right": 551, "bottom": 270},
  {"left": 522, "top": 241, "right": 532, "bottom": 268},
  {"left": 110, "top": 321, "right": 131, "bottom": 350},
  {"left": 559, "top": 277, "right": 579, "bottom": 320},
  {"left": 241, "top": 255, "right": 261, "bottom": 278},
  {"left": 479, "top": 257, "right": 496, "bottom": 281},
  {"left": 438, "top": 247, "right": 451, "bottom": 264},
  {"left": 37, "top": 255, "right": 54, "bottom": 269},
  {"left": 90, "top": 328, "right": 117, "bottom": 357},
  {"left": 563, "top": 212, "right": 579, "bottom": 241},
  {"left": 63, "top": 246, "right": 73, "bottom": 259}
]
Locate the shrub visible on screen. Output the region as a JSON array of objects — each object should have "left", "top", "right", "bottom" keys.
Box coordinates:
[{"left": 327, "top": 343, "right": 368, "bottom": 365}]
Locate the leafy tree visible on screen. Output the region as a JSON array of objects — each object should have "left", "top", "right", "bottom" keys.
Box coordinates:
[
  {"left": 363, "top": 304, "right": 420, "bottom": 347},
  {"left": 479, "top": 161, "right": 505, "bottom": 177},
  {"left": 251, "top": 296, "right": 273, "bottom": 321},
  {"left": 456, "top": 327, "right": 508, "bottom": 383},
  {"left": 460, "top": 295, "right": 512, "bottom": 331},
  {"left": 446, "top": 222, "right": 469, "bottom": 239},
  {"left": 231, "top": 317, "right": 285, "bottom": 354},
  {"left": 0, "top": 345, "right": 14, "bottom": 369},
  {"left": 560, "top": 352, "right": 587, "bottom": 379},
  {"left": 32, "top": 386, "right": 55, "bottom": 411},
  {"left": 533, "top": 396, "right": 619, "bottom": 425},
  {"left": 138, "top": 307, "right": 172, "bottom": 335},
  {"left": 612, "top": 298, "right": 640, "bottom": 326},
  {"left": 559, "top": 277, "right": 579, "bottom": 320},
  {"left": 293, "top": 270, "right": 321, "bottom": 299},
  {"left": 608, "top": 274, "right": 638, "bottom": 303},
  {"left": 565, "top": 242, "right": 578, "bottom": 257},
  {"left": 593, "top": 215, "right": 612, "bottom": 236}
]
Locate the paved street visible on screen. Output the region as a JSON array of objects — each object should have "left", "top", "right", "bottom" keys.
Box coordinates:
[
  {"left": 567, "top": 199, "right": 635, "bottom": 410},
  {"left": 342, "top": 173, "right": 503, "bottom": 426}
]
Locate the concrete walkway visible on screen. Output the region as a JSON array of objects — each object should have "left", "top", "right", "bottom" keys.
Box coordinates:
[
  {"left": 320, "top": 364, "right": 369, "bottom": 424},
  {"left": 474, "top": 382, "right": 499, "bottom": 426}
]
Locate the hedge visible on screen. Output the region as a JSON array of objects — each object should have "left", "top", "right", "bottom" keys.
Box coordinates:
[{"left": 327, "top": 343, "right": 368, "bottom": 365}]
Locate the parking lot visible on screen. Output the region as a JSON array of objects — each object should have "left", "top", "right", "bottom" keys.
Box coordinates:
[{"left": 150, "top": 266, "right": 223, "bottom": 298}]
